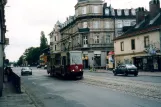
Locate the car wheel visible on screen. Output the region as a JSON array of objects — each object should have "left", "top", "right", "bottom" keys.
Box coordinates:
[
  {"left": 30, "top": 72, "right": 32, "bottom": 75},
  {"left": 134, "top": 73, "right": 138, "bottom": 76},
  {"left": 113, "top": 71, "right": 117, "bottom": 76},
  {"left": 125, "top": 72, "right": 128, "bottom": 76},
  {"left": 21, "top": 73, "right": 23, "bottom": 76}
]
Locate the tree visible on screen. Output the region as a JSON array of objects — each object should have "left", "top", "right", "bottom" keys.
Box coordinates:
[
  {"left": 40, "top": 31, "right": 48, "bottom": 51},
  {"left": 25, "top": 47, "right": 40, "bottom": 66},
  {"left": 17, "top": 55, "right": 23, "bottom": 66}
]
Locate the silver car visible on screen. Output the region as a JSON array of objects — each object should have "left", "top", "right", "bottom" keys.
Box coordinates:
[{"left": 21, "top": 67, "right": 32, "bottom": 76}]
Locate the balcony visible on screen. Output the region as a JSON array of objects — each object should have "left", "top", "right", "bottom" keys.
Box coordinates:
[
  {"left": 90, "top": 28, "right": 114, "bottom": 32},
  {"left": 88, "top": 43, "right": 114, "bottom": 48},
  {"left": 78, "top": 28, "right": 90, "bottom": 33}
]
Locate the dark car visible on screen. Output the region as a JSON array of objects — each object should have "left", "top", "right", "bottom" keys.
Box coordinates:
[
  {"left": 113, "top": 64, "right": 138, "bottom": 76},
  {"left": 21, "top": 67, "right": 32, "bottom": 76}
]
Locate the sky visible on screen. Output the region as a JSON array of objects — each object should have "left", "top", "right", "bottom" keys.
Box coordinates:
[{"left": 5, "top": 0, "right": 150, "bottom": 62}]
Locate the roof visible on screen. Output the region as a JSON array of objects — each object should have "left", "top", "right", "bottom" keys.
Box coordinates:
[{"left": 114, "top": 12, "right": 161, "bottom": 41}]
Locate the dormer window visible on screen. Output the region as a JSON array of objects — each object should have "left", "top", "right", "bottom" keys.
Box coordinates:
[
  {"left": 117, "top": 9, "right": 122, "bottom": 16},
  {"left": 111, "top": 8, "right": 115, "bottom": 16},
  {"left": 131, "top": 9, "right": 136, "bottom": 15},
  {"left": 105, "top": 8, "right": 110, "bottom": 15},
  {"left": 124, "top": 9, "right": 129, "bottom": 16}
]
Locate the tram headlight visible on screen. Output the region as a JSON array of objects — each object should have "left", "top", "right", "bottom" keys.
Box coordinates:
[{"left": 72, "top": 69, "right": 75, "bottom": 72}]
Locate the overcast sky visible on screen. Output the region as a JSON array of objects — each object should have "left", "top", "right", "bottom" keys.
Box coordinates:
[{"left": 5, "top": 0, "right": 150, "bottom": 62}]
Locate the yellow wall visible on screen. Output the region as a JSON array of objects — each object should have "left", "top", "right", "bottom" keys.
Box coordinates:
[
  {"left": 114, "top": 31, "right": 161, "bottom": 67},
  {"left": 114, "top": 31, "right": 160, "bottom": 55}
]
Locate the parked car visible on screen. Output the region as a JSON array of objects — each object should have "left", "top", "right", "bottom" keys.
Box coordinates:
[
  {"left": 21, "top": 67, "right": 32, "bottom": 76},
  {"left": 113, "top": 64, "right": 138, "bottom": 76},
  {"left": 44, "top": 65, "right": 47, "bottom": 69},
  {"left": 37, "top": 65, "right": 41, "bottom": 68}
]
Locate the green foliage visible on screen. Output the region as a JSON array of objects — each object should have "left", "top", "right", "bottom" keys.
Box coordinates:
[
  {"left": 17, "top": 31, "right": 48, "bottom": 66},
  {"left": 25, "top": 47, "right": 40, "bottom": 65},
  {"left": 40, "top": 31, "right": 48, "bottom": 51},
  {"left": 17, "top": 55, "right": 23, "bottom": 66}
]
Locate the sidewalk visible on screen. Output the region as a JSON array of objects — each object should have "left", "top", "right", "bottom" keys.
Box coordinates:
[
  {"left": 0, "top": 82, "right": 36, "bottom": 107},
  {"left": 84, "top": 69, "right": 161, "bottom": 77}
]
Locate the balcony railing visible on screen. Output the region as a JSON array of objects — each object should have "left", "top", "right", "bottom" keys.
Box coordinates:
[
  {"left": 78, "top": 28, "right": 90, "bottom": 33},
  {"left": 88, "top": 43, "right": 114, "bottom": 48}
]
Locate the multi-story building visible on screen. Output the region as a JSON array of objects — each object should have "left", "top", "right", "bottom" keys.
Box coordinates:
[
  {"left": 114, "top": 0, "right": 161, "bottom": 72},
  {"left": 49, "top": 21, "right": 62, "bottom": 53},
  {"left": 50, "top": 0, "right": 136, "bottom": 69},
  {"left": 0, "top": 0, "right": 7, "bottom": 97}
]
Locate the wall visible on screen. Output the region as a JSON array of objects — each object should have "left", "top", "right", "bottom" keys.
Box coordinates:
[
  {"left": 101, "top": 52, "right": 106, "bottom": 66},
  {"left": 114, "top": 31, "right": 161, "bottom": 55}
]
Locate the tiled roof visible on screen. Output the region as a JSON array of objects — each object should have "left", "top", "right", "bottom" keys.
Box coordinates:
[{"left": 114, "top": 12, "right": 161, "bottom": 40}]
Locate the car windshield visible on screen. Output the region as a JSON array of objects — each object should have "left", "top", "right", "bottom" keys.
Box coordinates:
[
  {"left": 23, "top": 67, "right": 30, "bottom": 70},
  {"left": 126, "top": 64, "right": 136, "bottom": 68}
]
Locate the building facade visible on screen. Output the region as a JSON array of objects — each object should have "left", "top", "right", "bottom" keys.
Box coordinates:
[
  {"left": 0, "top": 0, "right": 7, "bottom": 96},
  {"left": 50, "top": 0, "right": 136, "bottom": 69},
  {"left": 114, "top": 0, "right": 161, "bottom": 71}
]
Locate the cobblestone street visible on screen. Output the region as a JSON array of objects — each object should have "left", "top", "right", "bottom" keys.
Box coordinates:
[{"left": 82, "top": 73, "right": 161, "bottom": 102}]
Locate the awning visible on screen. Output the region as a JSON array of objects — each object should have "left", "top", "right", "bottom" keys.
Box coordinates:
[{"left": 108, "top": 51, "right": 114, "bottom": 55}]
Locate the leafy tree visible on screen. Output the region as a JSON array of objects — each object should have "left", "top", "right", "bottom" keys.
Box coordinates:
[
  {"left": 40, "top": 31, "right": 48, "bottom": 51},
  {"left": 17, "top": 55, "right": 23, "bottom": 66},
  {"left": 25, "top": 47, "right": 40, "bottom": 66}
]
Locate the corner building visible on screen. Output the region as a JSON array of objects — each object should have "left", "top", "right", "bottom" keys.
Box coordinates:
[{"left": 57, "top": 0, "right": 136, "bottom": 69}]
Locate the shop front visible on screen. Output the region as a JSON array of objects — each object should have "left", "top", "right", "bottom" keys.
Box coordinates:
[
  {"left": 82, "top": 55, "right": 89, "bottom": 69},
  {"left": 133, "top": 55, "right": 161, "bottom": 71},
  {"left": 107, "top": 51, "right": 115, "bottom": 70}
]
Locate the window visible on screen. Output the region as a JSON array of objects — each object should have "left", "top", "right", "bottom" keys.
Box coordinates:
[
  {"left": 93, "top": 21, "right": 99, "bottom": 28},
  {"left": 117, "top": 21, "right": 123, "bottom": 28},
  {"left": 94, "top": 35, "right": 99, "bottom": 44},
  {"left": 55, "top": 36, "right": 56, "bottom": 41},
  {"left": 124, "top": 9, "right": 129, "bottom": 16},
  {"left": 55, "top": 45, "right": 56, "bottom": 50},
  {"left": 124, "top": 20, "right": 130, "bottom": 26},
  {"left": 131, "top": 39, "right": 135, "bottom": 50},
  {"left": 144, "top": 36, "right": 149, "bottom": 48},
  {"left": 105, "top": 21, "right": 110, "bottom": 28},
  {"left": 131, "top": 9, "right": 136, "bottom": 15},
  {"left": 117, "top": 9, "right": 122, "bottom": 16},
  {"left": 82, "top": 6, "right": 86, "bottom": 14},
  {"left": 83, "top": 22, "right": 88, "bottom": 28},
  {"left": 106, "top": 35, "right": 111, "bottom": 43},
  {"left": 120, "top": 42, "right": 124, "bottom": 51},
  {"left": 93, "top": 6, "right": 99, "bottom": 13},
  {"left": 111, "top": 8, "right": 115, "bottom": 16},
  {"left": 83, "top": 35, "right": 88, "bottom": 45}
]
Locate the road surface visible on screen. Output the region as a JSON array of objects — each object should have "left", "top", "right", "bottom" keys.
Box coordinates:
[{"left": 13, "top": 67, "right": 161, "bottom": 107}]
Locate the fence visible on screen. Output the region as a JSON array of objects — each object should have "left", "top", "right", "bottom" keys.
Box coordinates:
[{"left": 10, "top": 71, "right": 21, "bottom": 93}]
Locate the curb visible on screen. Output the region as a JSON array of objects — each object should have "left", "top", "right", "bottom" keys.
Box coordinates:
[{"left": 21, "top": 85, "right": 44, "bottom": 107}]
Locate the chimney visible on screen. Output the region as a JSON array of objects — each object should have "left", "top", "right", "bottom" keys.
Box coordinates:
[
  {"left": 149, "top": 0, "right": 160, "bottom": 19},
  {"left": 103, "top": 3, "right": 107, "bottom": 8},
  {"left": 136, "top": 7, "right": 145, "bottom": 24}
]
